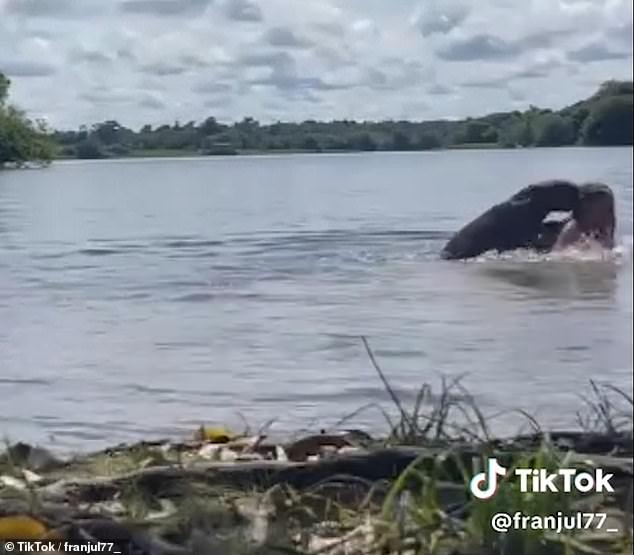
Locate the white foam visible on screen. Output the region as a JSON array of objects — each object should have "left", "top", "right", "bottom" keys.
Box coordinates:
[{"left": 467, "top": 237, "right": 633, "bottom": 266}]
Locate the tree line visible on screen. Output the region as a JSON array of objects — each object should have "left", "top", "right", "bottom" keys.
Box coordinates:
[
  {"left": 1, "top": 73, "right": 632, "bottom": 167},
  {"left": 53, "top": 80, "right": 634, "bottom": 159}
]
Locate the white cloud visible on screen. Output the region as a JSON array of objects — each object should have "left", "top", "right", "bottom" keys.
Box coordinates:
[
  {"left": 117, "top": 0, "right": 213, "bottom": 17},
  {"left": 263, "top": 27, "right": 312, "bottom": 49},
  {"left": 0, "top": 0, "right": 631, "bottom": 127},
  {"left": 0, "top": 60, "right": 56, "bottom": 77},
  {"left": 350, "top": 19, "right": 378, "bottom": 36},
  {"left": 410, "top": 0, "right": 470, "bottom": 37},
  {"left": 221, "top": 0, "right": 263, "bottom": 22}
]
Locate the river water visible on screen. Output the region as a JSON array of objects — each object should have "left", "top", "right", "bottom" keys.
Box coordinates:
[{"left": 1, "top": 148, "right": 632, "bottom": 450}]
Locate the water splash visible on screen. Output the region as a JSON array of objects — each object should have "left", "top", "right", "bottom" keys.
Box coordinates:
[{"left": 468, "top": 236, "right": 633, "bottom": 265}]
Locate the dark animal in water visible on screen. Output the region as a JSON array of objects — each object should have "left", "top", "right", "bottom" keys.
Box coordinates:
[{"left": 441, "top": 180, "right": 581, "bottom": 260}]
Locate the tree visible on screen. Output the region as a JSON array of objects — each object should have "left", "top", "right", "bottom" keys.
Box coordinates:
[
  {"left": 498, "top": 115, "right": 534, "bottom": 147},
  {"left": 235, "top": 117, "right": 259, "bottom": 133},
  {"left": 92, "top": 120, "right": 129, "bottom": 145},
  {"left": 567, "top": 105, "right": 590, "bottom": 137},
  {"left": 533, "top": 113, "right": 575, "bottom": 146},
  {"left": 302, "top": 136, "right": 320, "bottom": 151},
  {"left": 0, "top": 72, "right": 54, "bottom": 167},
  {"left": 390, "top": 131, "right": 412, "bottom": 150},
  {"left": 0, "top": 108, "right": 54, "bottom": 166},
  {"left": 0, "top": 73, "right": 9, "bottom": 105},
  {"left": 453, "top": 121, "right": 497, "bottom": 144},
  {"left": 582, "top": 95, "right": 633, "bottom": 146},
  {"left": 75, "top": 139, "right": 106, "bottom": 159},
  {"left": 595, "top": 80, "right": 634, "bottom": 99},
  {"left": 349, "top": 132, "right": 376, "bottom": 151},
  {"left": 198, "top": 116, "right": 223, "bottom": 136},
  {"left": 416, "top": 132, "right": 441, "bottom": 150}
]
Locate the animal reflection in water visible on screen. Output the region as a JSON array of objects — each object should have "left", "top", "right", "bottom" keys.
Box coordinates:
[
  {"left": 441, "top": 178, "right": 626, "bottom": 299},
  {"left": 475, "top": 255, "right": 622, "bottom": 300}
]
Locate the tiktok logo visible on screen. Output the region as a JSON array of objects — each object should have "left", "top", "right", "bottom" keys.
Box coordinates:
[{"left": 470, "top": 458, "right": 508, "bottom": 500}]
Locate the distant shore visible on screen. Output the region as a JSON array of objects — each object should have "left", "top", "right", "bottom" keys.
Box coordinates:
[
  {"left": 52, "top": 142, "right": 629, "bottom": 163},
  {"left": 3, "top": 79, "right": 632, "bottom": 167}
]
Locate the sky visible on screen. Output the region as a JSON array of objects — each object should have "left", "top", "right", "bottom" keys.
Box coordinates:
[{"left": 0, "top": 0, "right": 632, "bottom": 129}]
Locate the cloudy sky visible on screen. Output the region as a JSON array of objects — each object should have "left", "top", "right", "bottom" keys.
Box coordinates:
[{"left": 0, "top": 0, "right": 632, "bottom": 129}]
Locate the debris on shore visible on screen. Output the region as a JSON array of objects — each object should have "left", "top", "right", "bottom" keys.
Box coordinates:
[
  {"left": 1, "top": 422, "right": 631, "bottom": 554},
  {"left": 1, "top": 371, "right": 631, "bottom": 555}
]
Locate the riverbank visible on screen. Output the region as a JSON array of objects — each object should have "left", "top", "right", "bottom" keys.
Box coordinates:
[
  {"left": 1, "top": 379, "right": 631, "bottom": 555},
  {"left": 52, "top": 144, "right": 485, "bottom": 162},
  {"left": 47, "top": 143, "right": 631, "bottom": 164}
]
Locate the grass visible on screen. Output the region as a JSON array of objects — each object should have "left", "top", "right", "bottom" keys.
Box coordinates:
[
  {"left": 370, "top": 442, "right": 579, "bottom": 554},
  {"left": 373, "top": 441, "right": 632, "bottom": 555},
  {"left": 355, "top": 336, "right": 633, "bottom": 555},
  {"left": 361, "top": 336, "right": 490, "bottom": 445},
  {"left": 577, "top": 380, "right": 634, "bottom": 435}
]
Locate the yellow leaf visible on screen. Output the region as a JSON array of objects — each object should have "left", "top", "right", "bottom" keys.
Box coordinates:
[
  {"left": 194, "top": 425, "right": 235, "bottom": 444},
  {"left": 0, "top": 515, "right": 48, "bottom": 540},
  {"left": 42, "top": 529, "right": 65, "bottom": 541}
]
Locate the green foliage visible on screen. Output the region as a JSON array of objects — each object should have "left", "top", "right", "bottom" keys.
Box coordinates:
[
  {"left": 498, "top": 115, "right": 535, "bottom": 147},
  {"left": 92, "top": 120, "right": 134, "bottom": 145},
  {"left": 454, "top": 120, "right": 498, "bottom": 144},
  {"left": 593, "top": 79, "right": 634, "bottom": 99},
  {"left": 37, "top": 79, "right": 634, "bottom": 160},
  {"left": 468, "top": 448, "right": 576, "bottom": 554},
  {"left": 301, "top": 135, "right": 320, "bottom": 152},
  {"left": 75, "top": 139, "right": 106, "bottom": 159},
  {"left": 0, "top": 73, "right": 9, "bottom": 105},
  {"left": 416, "top": 132, "right": 442, "bottom": 150},
  {"left": 533, "top": 113, "right": 576, "bottom": 147},
  {"left": 350, "top": 132, "right": 377, "bottom": 151},
  {"left": 199, "top": 116, "right": 222, "bottom": 136},
  {"left": 0, "top": 106, "right": 54, "bottom": 167},
  {"left": 0, "top": 71, "right": 54, "bottom": 167},
  {"left": 582, "top": 95, "right": 634, "bottom": 146},
  {"left": 377, "top": 445, "right": 587, "bottom": 555},
  {"left": 390, "top": 131, "right": 413, "bottom": 151}
]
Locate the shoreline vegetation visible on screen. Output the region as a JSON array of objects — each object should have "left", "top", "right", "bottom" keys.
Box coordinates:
[
  {"left": 1, "top": 75, "right": 633, "bottom": 168},
  {"left": 1, "top": 340, "right": 632, "bottom": 555}
]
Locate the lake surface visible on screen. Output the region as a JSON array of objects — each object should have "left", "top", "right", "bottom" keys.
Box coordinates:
[{"left": 1, "top": 148, "right": 632, "bottom": 451}]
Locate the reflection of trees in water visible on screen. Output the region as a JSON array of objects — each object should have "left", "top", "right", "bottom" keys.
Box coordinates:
[
  {"left": 0, "top": 185, "right": 19, "bottom": 237},
  {"left": 0, "top": 198, "right": 6, "bottom": 236},
  {"left": 477, "top": 260, "right": 621, "bottom": 301}
]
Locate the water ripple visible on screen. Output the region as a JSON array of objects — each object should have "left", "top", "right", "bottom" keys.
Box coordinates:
[{"left": 0, "top": 150, "right": 631, "bottom": 451}]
